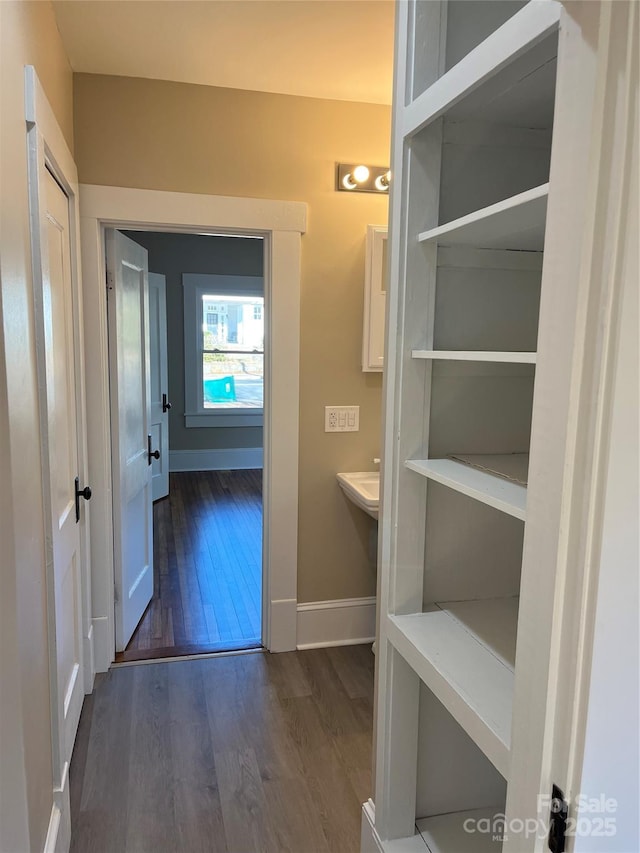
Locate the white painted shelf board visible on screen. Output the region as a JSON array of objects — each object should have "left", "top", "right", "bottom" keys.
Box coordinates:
[
  {"left": 417, "top": 807, "right": 504, "bottom": 853},
  {"left": 403, "top": 1, "right": 561, "bottom": 137},
  {"left": 449, "top": 453, "right": 529, "bottom": 487},
  {"left": 418, "top": 185, "right": 548, "bottom": 252},
  {"left": 441, "top": 598, "right": 519, "bottom": 671},
  {"left": 412, "top": 350, "right": 536, "bottom": 364},
  {"left": 387, "top": 598, "right": 518, "bottom": 778},
  {"left": 405, "top": 457, "right": 528, "bottom": 520}
]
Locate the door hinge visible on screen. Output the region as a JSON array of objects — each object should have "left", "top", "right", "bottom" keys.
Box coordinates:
[
  {"left": 106, "top": 269, "right": 114, "bottom": 295},
  {"left": 548, "top": 784, "right": 568, "bottom": 853}
]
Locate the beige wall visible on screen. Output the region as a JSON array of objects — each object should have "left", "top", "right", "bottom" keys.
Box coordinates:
[
  {"left": 0, "top": 2, "right": 73, "bottom": 850},
  {"left": 74, "top": 74, "right": 391, "bottom": 602}
]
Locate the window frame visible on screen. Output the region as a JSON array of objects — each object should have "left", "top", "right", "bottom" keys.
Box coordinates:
[{"left": 183, "top": 273, "right": 264, "bottom": 427}]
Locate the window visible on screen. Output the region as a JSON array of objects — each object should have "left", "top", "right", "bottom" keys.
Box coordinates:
[
  {"left": 183, "top": 274, "right": 264, "bottom": 427},
  {"left": 202, "top": 294, "right": 264, "bottom": 408}
]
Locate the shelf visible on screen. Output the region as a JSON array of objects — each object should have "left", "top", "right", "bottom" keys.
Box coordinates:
[
  {"left": 417, "top": 807, "right": 504, "bottom": 853},
  {"left": 418, "top": 184, "right": 548, "bottom": 252},
  {"left": 405, "top": 455, "right": 528, "bottom": 520},
  {"left": 387, "top": 597, "right": 519, "bottom": 778},
  {"left": 412, "top": 350, "right": 536, "bottom": 364},
  {"left": 403, "top": 1, "right": 560, "bottom": 137}
]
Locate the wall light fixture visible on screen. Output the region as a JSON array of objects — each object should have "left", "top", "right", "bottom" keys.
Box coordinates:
[{"left": 336, "top": 163, "right": 391, "bottom": 194}]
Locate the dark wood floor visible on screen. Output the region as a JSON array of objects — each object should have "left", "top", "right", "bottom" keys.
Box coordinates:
[
  {"left": 117, "top": 470, "right": 262, "bottom": 663},
  {"left": 70, "top": 645, "right": 374, "bottom": 853}
]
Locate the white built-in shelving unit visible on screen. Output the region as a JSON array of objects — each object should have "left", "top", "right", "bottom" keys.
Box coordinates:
[{"left": 362, "top": 2, "right": 604, "bottom": 852}]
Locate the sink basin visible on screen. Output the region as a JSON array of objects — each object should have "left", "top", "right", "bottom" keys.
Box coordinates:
[{"left": 337, "top": 471, "right": 380, "bottom": 519}]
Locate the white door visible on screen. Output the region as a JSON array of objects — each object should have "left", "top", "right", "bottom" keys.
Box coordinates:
[
  {"left": 106, "top": 230, "right": 154, "bottom": 651},
  {"left": 43, "top": 168, "right": 85, "bottom": 764},
  {"left": 149, "top": 272, "right": 170, "bottom": 501}
]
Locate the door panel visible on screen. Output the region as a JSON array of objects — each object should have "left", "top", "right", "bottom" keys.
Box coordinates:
[
  {"left": 149, "top": 273, "right": 169, "bottom": 501},
  {"left": 44, "top": 168, "right": 84, "bottom": 764},
  {"left": 106, "top": 230, "right": 154, "bottom": 651}
]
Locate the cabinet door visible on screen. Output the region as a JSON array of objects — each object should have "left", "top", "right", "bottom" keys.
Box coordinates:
[{"left": 362, "top": 225, "right": 388, "bottom": 372}]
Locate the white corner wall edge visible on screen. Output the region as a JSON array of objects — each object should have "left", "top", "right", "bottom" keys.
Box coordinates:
[
  {"left": 169, "top": 447, "right": 263, "bottom": 472},
  {"left": 297, "top": 597, "right": 376, "bottom": 650}
]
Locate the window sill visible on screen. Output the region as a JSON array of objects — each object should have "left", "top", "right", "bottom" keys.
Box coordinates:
[{"left": 185, "top": 411, "right": 264, "bottom": 428}]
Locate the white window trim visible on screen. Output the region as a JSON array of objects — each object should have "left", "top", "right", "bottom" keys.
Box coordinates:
[{"left": 183, "top": 273, "right": 264, "bottom": 428}]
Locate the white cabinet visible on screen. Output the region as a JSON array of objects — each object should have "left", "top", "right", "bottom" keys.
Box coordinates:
[
  {"left": 365, "top": 2, "right": 638, "bottom": 852},
  {"left": 362, "top": 225, "right": 388, "bottom": 372}
]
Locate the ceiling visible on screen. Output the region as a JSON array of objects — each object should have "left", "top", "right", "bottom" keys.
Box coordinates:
[{"left": 52, "top": 0, "right": 395, "bottom": 105}]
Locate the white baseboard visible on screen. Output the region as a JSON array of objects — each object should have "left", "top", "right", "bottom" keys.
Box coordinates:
[
  {"left": 169, "top": 447, "right": 263, "bottom": 472},
  {"left": 297, "top": 596, "right": 376, "bottom": 650},
  {"left": 44, "top": 804, "right": 62, "bottom": 853},
  {"left": 361, "top": 799, "right": 429, "bottom": 853},
  {"left": 268, "top": 598, "right": 297, "bottom": 652},
  {"left": 361, "top": 800, "right": 384, "bottom": 853},
  {"left": 45, "top": 763, "right": 71, "bottom": 853}
]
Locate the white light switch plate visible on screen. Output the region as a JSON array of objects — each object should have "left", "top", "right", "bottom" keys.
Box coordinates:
[{"left": 325, "top": 406, "right": 359, "bottom": 432}]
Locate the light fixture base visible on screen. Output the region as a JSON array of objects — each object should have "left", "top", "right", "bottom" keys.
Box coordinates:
[{"left": 336, "top": 163, "right": 390, "bottom": 194}]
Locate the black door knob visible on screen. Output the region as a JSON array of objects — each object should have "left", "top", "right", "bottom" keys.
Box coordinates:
[
  {"left": 148, "top": 434, "right": 160, "bottom": 465},
  {"left": 75, "top": 476, "right": 92, "bottom": 523}
]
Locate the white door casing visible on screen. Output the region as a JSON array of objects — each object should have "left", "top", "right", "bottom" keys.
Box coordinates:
[
  {"left": 80, "top": 186, "right": 305, "bottom": 670},
  {"left": 149, "top": 272, "right": 170, "bottom": 501},
  {"left": 25, "top": 66, "right": 92, "bottom": 851},
  {"left": 106, "top": 230, "right": 154, "bottom": 651}
]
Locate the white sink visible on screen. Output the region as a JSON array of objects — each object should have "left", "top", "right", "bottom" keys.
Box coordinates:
[{"left": 337, "top": 471, "right": 380, "bottom": 519}]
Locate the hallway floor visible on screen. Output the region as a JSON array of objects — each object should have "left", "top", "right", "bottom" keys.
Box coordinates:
[
  {"left": 70, "top": 645, "right": 374, "bottom": 853},
  {"left": 118, "top": 470, "right": 262, "bottom": 663}
]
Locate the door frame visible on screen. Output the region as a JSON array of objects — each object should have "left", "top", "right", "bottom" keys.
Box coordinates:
[
  {"left": 80, "top": 184, "right": 306, "bottom": 670},
  {"left": 25, "top": 66, "right": 92, "bottom": 851}
]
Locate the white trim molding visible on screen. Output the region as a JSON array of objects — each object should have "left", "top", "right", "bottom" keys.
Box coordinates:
[
  {"left": 24, "top": 67, "right": 90, "bottom": 853},
  {"left": 296, "top": 597, "right": 377, "bottom": 650},
  {"left": 169, "top": 447, "right": 263, "bottom": 472},
  {"left": 80, "top": 184, "right": 306, "bottom": 664}
]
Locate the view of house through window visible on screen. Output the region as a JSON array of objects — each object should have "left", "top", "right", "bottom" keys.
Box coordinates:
[{"left": 201, "top": 293, "right": 264, "bottom": 408}]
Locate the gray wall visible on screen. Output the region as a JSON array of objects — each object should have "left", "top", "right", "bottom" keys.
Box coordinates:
[{"left": 124, "top": 231, "right": 264, "bottom": 451}]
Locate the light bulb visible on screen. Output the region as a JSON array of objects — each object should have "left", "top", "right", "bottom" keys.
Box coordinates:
[
  {"left": 353, "top": 165, "right": 370, "bottom": 183},
  {"left": 342, "top": 173, "right": 357, "bottom": 190},
  {"left": 375, "top": 172, "right": 390, "bottom": 191}
]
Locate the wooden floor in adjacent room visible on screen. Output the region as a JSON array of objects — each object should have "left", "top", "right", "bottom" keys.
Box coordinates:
[
  {"left": 117, "top": 470, "right": 262, "bottom": 663},
  {"left": 70, "top": 645, "right": 374, "bottom": 853}
]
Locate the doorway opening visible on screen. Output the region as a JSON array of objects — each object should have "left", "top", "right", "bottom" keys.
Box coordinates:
[
  {"left": 110, "top": 229, "right": 265, "bottom": 663},
  {"left": 80, "top": 184, "right": 304, "bottom": 672}
]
